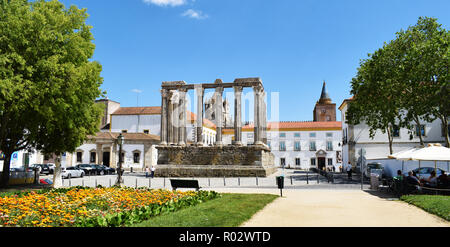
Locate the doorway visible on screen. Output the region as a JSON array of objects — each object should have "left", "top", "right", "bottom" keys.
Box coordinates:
[
  {"left": 317, "top": 157, "right": 326, "bottom": 171},
  {"left": 103, "top": 152, "right": 110, "bottom": 167}
]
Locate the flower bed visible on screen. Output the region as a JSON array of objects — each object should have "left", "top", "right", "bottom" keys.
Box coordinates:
[{"left": 0, "top": 186, "right": 220, "bottom": 227}]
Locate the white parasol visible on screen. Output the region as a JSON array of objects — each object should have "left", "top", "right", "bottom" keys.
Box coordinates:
[
  {"left": 410, "top": 143, "right": 450, "bottom": 173},
  {"left": 388, "top": 147, "right": 422, "bottom": 173}
]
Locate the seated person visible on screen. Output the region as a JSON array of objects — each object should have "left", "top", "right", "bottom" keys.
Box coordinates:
[
  {"left": 406, "top": 171, "right": 421, "bottom": 186},
  {"left": 424, "top": 170, "right": 437, "bottom": 187},
  {"left": 438, "top": 171, "right": 449, "bottom": 187},
  {"left": 393, "top": 170, "right": 403, "bottom": 181}
]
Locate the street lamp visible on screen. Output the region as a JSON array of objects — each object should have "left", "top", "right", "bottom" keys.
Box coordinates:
[{"left": 115, "top": 133, "right": 124, "bottom": 186}]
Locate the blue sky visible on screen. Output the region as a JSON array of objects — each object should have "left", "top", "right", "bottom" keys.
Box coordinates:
[{"left": 60, "top": 0, "right": 449, "bottom": 122}]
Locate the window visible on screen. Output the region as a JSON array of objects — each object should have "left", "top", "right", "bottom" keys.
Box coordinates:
[
  {"left": 247, "top": 133, "right": 254, "bottom": 138},
  {"left": 310, "top": 158, "right": 316, "bottom": 167},
  {"left": 280, "top": 158, "right": 286, "bottom": 167},
  {"left": 279, "top": 141, "right": 286, "bottom": 151},
  {"left": 415, "top": 125, "right": 426, "bottom": 137},
  {"left": 326, "top": 132, "right": 333, "bottom": 138},
  {"left": 279, "top": 133, "right": 286, "bottom": 138},
  {"left": 143, "top": 129, "right": 149, "bottom": 134},
  {"left": 76, "top": 152, "right": 82, "bottom": 163},
  {"left": 121, "top": 130, "right": 127, "bottom": 133},
  {"left": 326, "top": 116, "right": 331, "bottom": 121},
  {"left": 294, "top": 141, "right": 301, "bottom": 151},
  {"left": 309, "top": 132, "right": 316, "bottom": 138},
  {"left": 328, "top": 158, "right": 333, "bottom": 166},
  {"left": 133, "top": 152, "right": 140, "bottom": 163},
  {"left": 294, "top": 133, "right": 300, "bottom": 138},
  {"left": 90, "top": 152, "right": 96, "bottom": 163},
  {"left": 295, "top": 158, "right": 301, "bottom": 166},
  {"left": 392, "top": 125, "right": 400, "bottom": 137},
  {"left": 309, "top": 141, "right": 316, "bottom": 151},
  {"left": 326, "top": 141, "right": 333, "bottom": 151}
]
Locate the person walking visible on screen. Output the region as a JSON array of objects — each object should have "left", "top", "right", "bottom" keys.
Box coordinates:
[
  {"left": 145, "top": 166, "right": 149, "bottom": 178},
  {"left": 346, "top": 162, "right": 353, "bottom": 180},
  {"left": 151, "top": 166, "right": 155, "bottom": 178}
]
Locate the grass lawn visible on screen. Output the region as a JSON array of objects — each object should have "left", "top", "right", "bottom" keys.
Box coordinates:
[
  {"left": 131, "top": 193, "right": 279, "bottom": 227},
  {"left": 400, "top": 195, "right": 450, "bottom": 221}
]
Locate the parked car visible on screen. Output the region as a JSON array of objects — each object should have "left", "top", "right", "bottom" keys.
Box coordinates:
[
  {"left": 363, "top": 162, "right": 385, "bottom": 178},
  {"left": 46, "top": 163, "right": 55, "bottom": 174},
  {"left": 91, "top": 164, "right": 115, "bottom": 175},
  {"left": 76, "top": 164, "right": 96, "bottom": 175},
  {"left": 403, "top": 167, "right": 447, "bottom": 180},
  {"left": 34, "top": 164, "right": 52, "bottom": 174},
  {"left": 29, "top": 164, "right": 42, "bottom": 173},
  {"left": 61, "top": 167, "right": 85, "bottom": 179}
]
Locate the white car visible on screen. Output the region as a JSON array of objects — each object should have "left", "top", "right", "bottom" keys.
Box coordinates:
[{"left": 61, "top": 167, "right": 85, "bottom": 179}]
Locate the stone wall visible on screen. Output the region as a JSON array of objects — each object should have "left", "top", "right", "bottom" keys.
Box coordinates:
[{"left": 155, "top": 145, "right": 276, "bottom": 177}]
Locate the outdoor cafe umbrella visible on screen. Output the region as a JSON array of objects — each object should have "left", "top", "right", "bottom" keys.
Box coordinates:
[
  {"left": 409, "top": 143, "right": 450, "bottom": 173},
  {"left": 388, "top": 147, "right": 422, "bottom": 173}
]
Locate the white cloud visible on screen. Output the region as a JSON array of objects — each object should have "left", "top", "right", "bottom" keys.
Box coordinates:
[
  {"left": 131, "top": 89, "right": 143, "bottom": 93},
  {"left": 181, "top": 9, "right": 208, "bottom": 20},
  {"left": 143, "top": 0, "right": 187, "bottom": 7}
]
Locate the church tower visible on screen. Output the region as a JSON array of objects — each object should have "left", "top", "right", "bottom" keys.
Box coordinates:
[{"left": 313, "top": 81, "right": 336, "bottom": 122}]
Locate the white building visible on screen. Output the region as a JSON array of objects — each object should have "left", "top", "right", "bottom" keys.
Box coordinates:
[
  {"left": 68, "top": 103, "right": 217, "bottom": 171},
  {"left": 339, "top": 97, "right": 450, "bottom": 176},
  {"left": 223, "top": 121, "right": 342, "bottom": 170}
]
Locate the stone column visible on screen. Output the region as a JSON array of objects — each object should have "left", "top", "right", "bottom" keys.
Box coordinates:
[
  {"left": 233, "top": 86, "right": 243, "bottom": 145},
  {"left": 253, "top": 86, "right": 264, "bottom": 145},
  {"left": 96, "top": 144, "right": 103, "bottom": 165},
  {"left": 262, "top": 91, "right": 267, "bottom": 144},
  {"left": 195, "top": 86, "right": 204, "bottom": 146},
  {"left": 167, "top": 91, "right": 174, "bottom": 144},
  {"left": 109, "top": 145, "right": 113, "bottom": 167},
  {"left": 215, "top": 86, "right": 224, "bottom": 146},
  {"left": 160, "top": 89, "right": 169, "bottom": 145},
  {"left": 178, "top": 88, "right": 187, "bottom": 146},
  {"left": 172, "top": 91, "right": 179, "bottom": 145}
]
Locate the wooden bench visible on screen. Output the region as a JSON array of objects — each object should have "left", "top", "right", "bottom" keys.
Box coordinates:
[{"left": 170, "top": 179, "right": 201, "bottom": 191}]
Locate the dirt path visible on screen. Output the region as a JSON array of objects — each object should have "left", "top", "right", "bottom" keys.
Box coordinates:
[{"left": 211, "top": 188, "right": 449, "bottom": 227}]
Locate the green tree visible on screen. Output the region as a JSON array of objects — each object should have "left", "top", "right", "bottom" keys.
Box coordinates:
[
  {"left": 347, "top": 17, "right": 449, "bottom": 152},
  {"left": 0, "top": 0, "right": 104, "bottom": 187},
  {"left": 394, "top": 17, "right": 449, "bottom": 147},
  {"left": 346, "top": 41, "right": 404, "bottom": 155}
]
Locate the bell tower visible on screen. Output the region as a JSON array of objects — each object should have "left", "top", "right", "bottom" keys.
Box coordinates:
[{"left": 313, "top": 81, "right": 336, "bottom": 122}]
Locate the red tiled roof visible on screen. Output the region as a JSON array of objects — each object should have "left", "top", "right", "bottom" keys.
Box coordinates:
[
  {"left": 88, "top": 132, "right": 160, "bottom": 141},
  {"left": 112, "top": 107, "right": 161, "bottom": 115},
  {"left": 187, "top": 111, "right": 216, "bottom": 129}
]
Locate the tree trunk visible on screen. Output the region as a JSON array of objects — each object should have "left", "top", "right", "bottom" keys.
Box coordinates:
[
  {"left": 413, "top": 115, "right": 424, "bottom": 146},
  {"left": 440, "top": 116, "right": 449, "bottom": 147},
  {"left": 387, "top": 126, "right": 393, "bottom": 155},
  {"left": 52, "top": 153, "right": 63, "bottom": 188},
  {"left": 0, "top": 152, "right": 12, "bottom": 188}
]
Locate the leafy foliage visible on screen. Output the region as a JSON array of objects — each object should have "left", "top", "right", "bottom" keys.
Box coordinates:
[
  {"left": 0, "top": 0, "right": 104, "bottom": 186},
  {"left": 346, "top": 17, "right": 449, "bottom": 150}
]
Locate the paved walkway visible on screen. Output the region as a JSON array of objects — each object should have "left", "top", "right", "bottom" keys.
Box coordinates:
[{"left": 210, "top": 188, "right": 449, "bottom": 227}]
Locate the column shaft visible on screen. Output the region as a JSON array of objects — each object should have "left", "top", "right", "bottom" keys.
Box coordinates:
[
  {"left": 160, "top": 89, "right": 168, "bottom": 145},
  {"left": 178, "top": 89, "right": 187, "bottom": 146},
  {"left": 215, "top": 87, "right": 224, "bottom": 146},
  {"left": 195, "top": 86, "right": 204, "bottom": 145},
  {"left": 253, "top": 86, "right": 263, "bottom": 145},
  {"left": 233, "top": 86, "right": 243, "bottom": 145}
]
